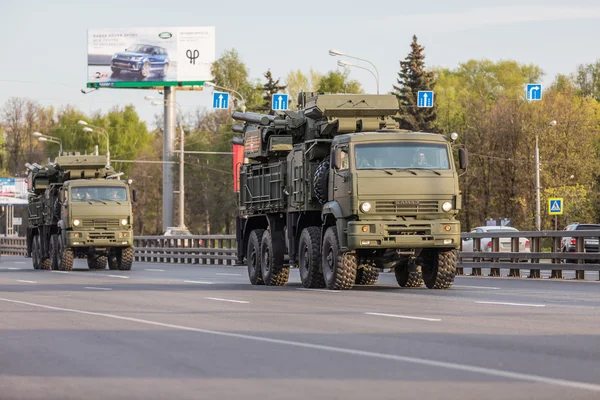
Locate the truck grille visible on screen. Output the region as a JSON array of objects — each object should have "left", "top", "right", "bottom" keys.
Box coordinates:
[
  {"left": 375, "top": 200, "right": 439, "bottom": 214},
  {"left": 81, "top": 219, "right": 120, "bottom": 230}
]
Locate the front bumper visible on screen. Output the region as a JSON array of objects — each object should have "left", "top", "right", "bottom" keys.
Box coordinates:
[
  {"left": 347, "top": 219, "right": 460, "bottom": 250},
  {"left": 66, "top": 230, "right": 133, "bottom": 248},
  {"left": 112, "top": 60, "right": 142, "bottom": 71}
]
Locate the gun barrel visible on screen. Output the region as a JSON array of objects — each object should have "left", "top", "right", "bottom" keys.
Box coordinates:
[
  {"left": 232, "top": 124, "right": 245, "bottom": 134},
  {"left": 232, "top": 111, "right": 275, "bottom": 126}
]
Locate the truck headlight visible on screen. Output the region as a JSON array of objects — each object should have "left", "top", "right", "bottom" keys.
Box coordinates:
[
  {"left": 121, "top": 219, "right": 128, "bottom": 226},
  {"left": 442, "top": 202, "right": 453, "bottom": 212},
  {"left": 360, "top": 202, "right": 372, "bottom": 213},
  {"left": 73, "top": 219, "right": 81, "bottom": 227}
]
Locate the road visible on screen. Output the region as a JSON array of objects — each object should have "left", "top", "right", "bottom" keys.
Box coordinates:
[{"left": 1, "top": 256, "right": 599, "bottom": 400}]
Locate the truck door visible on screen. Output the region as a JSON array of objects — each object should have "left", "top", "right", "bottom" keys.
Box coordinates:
[{"left": 330, "top": 145, "right": 351, "bottom": 217}]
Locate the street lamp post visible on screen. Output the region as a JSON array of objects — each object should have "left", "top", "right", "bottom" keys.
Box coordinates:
[
  {"left": 203, "top": 82, "right": 247, "bottom": 112},
  {"left": 336, "top": 60, "right": 379, "bottom": 93},
  {"left": 34, "top": 132, "right": 63, "bottom": 155},
  {"left": 77, "top": 120, "right": 110, "bottom": 169},
  {"left": 535, "top": 120, "right": 558, "bottom": 231},
  {"left": 329, "top": 49, "right": 380, "bottom": 94}
]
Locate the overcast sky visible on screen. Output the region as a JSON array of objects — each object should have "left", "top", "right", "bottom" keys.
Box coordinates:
[{"left": 1, "top": 0, "right": 599, "bottom": 128}]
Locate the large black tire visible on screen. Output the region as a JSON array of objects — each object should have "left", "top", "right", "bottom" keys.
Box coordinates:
[
  {"left": 32, "top": 236, "right": 40, "bottom": 269},
  {"left": 87, "top": 252, "right": 107, "bottom": 270},
  {"left": 313, "top": 156, "right": 330, "bottom": 205},
  {"left": 355, "top": 263, "right": 379, "bottom": 285},
  {"left": 49, "top": 234, "right": 59, "bottom": 270},
  {"left": 298, "top": 227, "right": 326, "bottom": 288},
  {"left": 57, "top": 237, "right": 74, "bottom": 272},
  {"left": 261, "top": 230, "right": 289, "bottom": 286},
  {"left": 395, "top": 262, "right": 423, "bottom": 288},
  {"left": 322, "top": 226, "right": 356, "bottom": 290},
  {"left": 246, "top": 229, "right": 265, "bottom": 285},
  {"left": 119, "top": 247, "right": 134, "bottom": 271},
  {"left": 421, "top": 249, "right": 456, "bottom": 289}
]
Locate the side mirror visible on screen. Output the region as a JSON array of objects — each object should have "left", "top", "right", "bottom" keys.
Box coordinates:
[
  {"left": 132, "top": 190, "right": 137, "bottom": 203},
  {"left": 332, "top": 149, "right": 342, "bottom": 170},
  {"left": 458, "top": 148, "right": 469, "bottom": 170}
]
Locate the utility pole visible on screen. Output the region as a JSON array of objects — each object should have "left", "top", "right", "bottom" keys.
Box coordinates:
[{"left": 163, "top": 87, "right": 175, "bottom": 231}]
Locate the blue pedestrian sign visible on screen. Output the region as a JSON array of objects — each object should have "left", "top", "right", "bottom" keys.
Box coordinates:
[
  {"left": 212, "top": 92, "right": 229, "bottom": 109},
  {"left": 272, "top": 94, "right": 288, "bottom": 111},
  {"left": 548, "top": 198, "right": 563, "bottom": 215},
  {"left": 526, "top": 84, "right": 542, "bottom": 101},
  {"left": 417, "top": 91, "right": 434, "bottom": 108}
]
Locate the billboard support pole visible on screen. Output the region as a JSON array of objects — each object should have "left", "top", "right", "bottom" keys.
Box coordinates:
[{"left": 162, "top": 87, "right": 175, "bottom": 232}]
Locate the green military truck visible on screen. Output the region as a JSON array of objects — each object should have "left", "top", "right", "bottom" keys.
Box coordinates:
[
  {"left": 26, "top": 153, "right": 135, "bottom": 271},
  {"left": 233, "top": 92, "right": 468, "bottom": 291}
]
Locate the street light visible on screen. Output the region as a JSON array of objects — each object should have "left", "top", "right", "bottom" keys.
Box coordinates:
[
  {"left": 36, "top": 134, "right": 63, "bottom": 155},
  {"left": 203, "top": 82, "right": 247, "bottom": 113},
  {"left": 78, "top": 120, "right": 110, "bottom": 169},
  {"left": 535, "top": 119, "right": 558, "bottom": 231},
  {"left": 337, "top": 60, "right": 379, "bottom": 93},
  {"left": 329, "top": 48, "right": 380, "bottom": 94},
  {"left": 146, "top": 96, "right": 186, "bottom": 229}
]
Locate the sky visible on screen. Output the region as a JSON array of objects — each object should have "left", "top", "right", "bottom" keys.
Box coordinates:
[{"left": 1, "top": 0, "right": 599, "bottom": 129}]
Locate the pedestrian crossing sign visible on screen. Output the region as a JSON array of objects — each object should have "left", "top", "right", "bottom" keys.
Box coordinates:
[{"left": 548, "top": 198, "right": 563, "bottom": 215}]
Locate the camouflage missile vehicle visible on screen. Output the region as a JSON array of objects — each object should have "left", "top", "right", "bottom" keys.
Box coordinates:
[
  {"left": 233, "top": 92, "right": 468, "bottom": 290},
  {"left": 26, "top": 152, "right": 135, "bottom": 271}
]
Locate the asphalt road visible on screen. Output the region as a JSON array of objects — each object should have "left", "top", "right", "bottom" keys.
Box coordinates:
[{"left": 1, "top": 256, "right": 599, "bottom": 400}]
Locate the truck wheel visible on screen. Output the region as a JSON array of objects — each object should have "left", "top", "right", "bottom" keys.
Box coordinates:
[
  {"left": 247, "top": 229, "right": 264, "bottom": 285},
  {"left": 355, "top": 263, "right": 379, "bottom": 285},
  {"left": 119, "top": 247, "right": 134, "bottom": 271},
  {"left": 261, "top": 230, "right": 289, "bottom": 286},
  {"left": 32, "top": 236, "right": 41, "bottom": 269},
  {"left": 421, "top": 249, "right": 456, "bottom": 289},
  {"left": 57, "top": 239, "right": 74, "bottom": 272},
  {"left": 298, "top": 227, "right": 325, "bottom": 288},
  {"left": 87, "top": 252, "right": 107, "bottom": 270},
  {"left": 313, "top": 156, "right": 330, "bottom": 205},
  {"left": 395, "top": 262, "right": 423, "bottom": 288},
  {"left": 322, "top": 226, "right": 356, "bottom": 290},
  {"left": 49, "top": 234, "right": 59, "bottom": 270}
]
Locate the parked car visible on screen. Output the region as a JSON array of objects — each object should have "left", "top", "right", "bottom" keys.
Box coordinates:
[
  {"left": 561, "top": 223, "right": 600, "bottom": 263},
  {"left": 461, "top": 226, "right": 530, "bottom": 260},
  {"left": 162, "top": 227, "right": 199, "bottom": 248},
  {"left": 111, "top": 44, "right": 170, "bottom": 78}
]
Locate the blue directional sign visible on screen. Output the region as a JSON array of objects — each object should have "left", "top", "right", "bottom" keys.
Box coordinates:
[
  {"left": 417, "top": 91, "right": 434, "bottom": 108},
  {"left": 526, "top": 84, "right": 542, "bottom": 101},
  {"left": 212, "top": 92, "right": 229, "bottom": 109},
  {"left": 272, "top": 93, "right": 289, "bottom": 111},
  {"left": 548, "top": 198, "right": 563, "bottom": 215}
]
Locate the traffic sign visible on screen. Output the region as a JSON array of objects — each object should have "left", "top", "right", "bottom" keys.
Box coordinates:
[
  {"left": 548, "top": 198, "right": 563, "bottom": 215},
  {"left": 526, "top": 84, "right": 542, "bottom": 101},
  {"left": 272, "top": 94, "right": 288, "bottom": 111},
  {"left": 12, "top": 217, "right": 22, "bottom": 225},
  {"left": 417, "top": 91, "right": 434, "bottom": 107},
  {"left": 212, "top": 92, "right": 229, "bottom": 109}
]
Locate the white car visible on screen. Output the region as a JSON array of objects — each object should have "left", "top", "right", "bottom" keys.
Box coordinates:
[{"left": 461, "top": 226, "right": 530, "bottom": 259}]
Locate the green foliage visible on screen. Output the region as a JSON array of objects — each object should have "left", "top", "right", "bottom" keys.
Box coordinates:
[
  {"left": 285, "top": 68, "right": 322, "bottom": 109},
  {"left": 316, "top": 70, "right": 363, "bottom": 94},
  {"left": 393, "top": 35, "right": 437, "bottom": 131},
  {"left": 260, "top": 70, "right": 287, "bottom": 111},
  {"left": 573, "top": 60, "right": 600, "bottom": 101}
]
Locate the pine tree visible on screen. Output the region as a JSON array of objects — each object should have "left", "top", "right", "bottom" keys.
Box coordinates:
[
  {"left": 261, "top": 70, "right": 287, "bottom": 111},
  {"left": 393, "top": 35, "right": 437, "bottom": 131}
]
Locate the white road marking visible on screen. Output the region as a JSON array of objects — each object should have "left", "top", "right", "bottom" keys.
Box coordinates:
[
  {"left": 16, "top": 280, "right": 37, "bottom": 284},
  {"left": 205, "top": 297, "right": 249, "bottom": 304},
  {"left": 107, "top": 275, "right": 130, "bottom": 279},
  {"left": 215, "top": 273, "right": 241, "bottom": 276},
  {"left": 184, "top": 280, "right": 214, "bottom": 284},
  {"left": 145, "top": 269, "right": 165, "bottom": 272},
  {"left": 51, "top": 271, "right": 69, "bottom": 274},
  {"left": 297, "top": 288, "right": 342, "bottom": 293},
  {"left": 8, "top": 268, "right": 21, "bottom": 270},
  {"left": 365, "top": 312, "right": 441, "bottom": 322},
  {"left": 476, "top": 301, "right": 545, "bottom": 307},
  {"left": 15, "top": 262, "right": 26, "bottom": 264},
  {"left": 0, "top": 297, "right": 598, "bottom": 393},
  {"left": 84, "top": 287, "right": 112, "bottom": 291},
  {"left": 453, "top": 285, "right": 500, "bottom": 290}
]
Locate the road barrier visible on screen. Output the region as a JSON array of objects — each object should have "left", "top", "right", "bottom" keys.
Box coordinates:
[{"left": 2, "top": 231, "right": 599, "bottom": 280}]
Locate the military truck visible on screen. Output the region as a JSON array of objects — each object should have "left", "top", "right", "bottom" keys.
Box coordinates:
[
  {"left": 26, "top": 152, "right": 135, "bottom": 271},
  {"left": 233, "top": 92, "right": 468, "bottom": 290}
]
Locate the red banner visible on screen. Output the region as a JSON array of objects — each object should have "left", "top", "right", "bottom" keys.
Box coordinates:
[{"left": 232, "top": 144, "right": 244, "bottom": 192}]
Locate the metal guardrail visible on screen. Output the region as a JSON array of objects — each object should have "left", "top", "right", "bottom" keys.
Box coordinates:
[{"left": 2, "top": 231, "right": 599, "bottom": 280}]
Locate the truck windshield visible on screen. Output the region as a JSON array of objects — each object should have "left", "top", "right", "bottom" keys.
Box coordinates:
[
  {"left": 71, "top": 186, "right": 128, "bottom": 202},
  {"left": 354, "top": 142, "right": 451, "bottom": 170}
]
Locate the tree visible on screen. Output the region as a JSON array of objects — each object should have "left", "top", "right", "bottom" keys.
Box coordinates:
[
  {"left": 285, "top": 68, "right": 322, "bottom": 109},
  {"left": 261, "top": 70, "right": 287, "bottom": 111},
  {"left": 573, "top": 60, "right": 600, "bottom": 101},
  {"left": 316, "top": 70, "right": 363, "bottom": 94},
  {"left": 393, "top": 35, "right": 437, "bottom": 131}
]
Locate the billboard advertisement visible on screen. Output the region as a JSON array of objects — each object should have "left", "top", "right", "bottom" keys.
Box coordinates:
[
  {"left": 87, "top": 27, "right": 215, "bottom": 88},
  {"left": 0, "top": 178, "right": 28, "bottom": 205}
]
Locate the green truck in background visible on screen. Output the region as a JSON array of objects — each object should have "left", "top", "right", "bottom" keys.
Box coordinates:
[
  {"left": 234, "top": 92, "right": 468, "bottom": 290},
  {"left": 26, "top": 153, "right": 135, "bottom": 271}
]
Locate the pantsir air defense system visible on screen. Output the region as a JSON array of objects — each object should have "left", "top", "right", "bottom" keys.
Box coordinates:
[
  {"left": 26, "top": 153, "right": 135, "bottom": 271},
  {"left": 234, "top": 92, "right": 468, "bottom": 290}
]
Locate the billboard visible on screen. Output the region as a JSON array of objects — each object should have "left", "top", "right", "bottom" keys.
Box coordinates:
[
  {"left": 0, "top": 178, "right": 28, "bottom": 205},
  {"left": 87, "top": 27, "right": 215, "bottom": 88}
]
